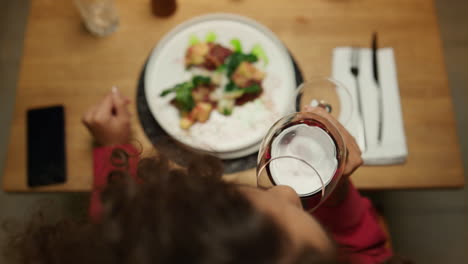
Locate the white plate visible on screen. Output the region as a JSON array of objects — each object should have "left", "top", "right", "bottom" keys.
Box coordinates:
[{"left": 144, "top": 13, "right": 296, "bottom": 154}]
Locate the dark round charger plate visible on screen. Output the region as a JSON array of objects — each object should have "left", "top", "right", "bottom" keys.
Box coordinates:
[{"left": 136, "top": 53, "right": 303, "bottom": 173}]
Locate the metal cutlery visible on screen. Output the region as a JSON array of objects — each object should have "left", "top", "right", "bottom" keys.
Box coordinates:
[
  {"left": 372, "top": 32, "right": 384, "bottom": 144},
  {"left": 350, "top": 48, "right": 368, "bottom": 151}
]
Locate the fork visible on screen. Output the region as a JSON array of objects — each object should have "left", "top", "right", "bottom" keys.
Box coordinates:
[{"left": 350, "top": 48, "right": 367, "bottom": 152}]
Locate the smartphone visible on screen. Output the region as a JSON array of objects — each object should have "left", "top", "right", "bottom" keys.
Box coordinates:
[{"left": 27, "top": 105, "right": 66, "bottom": 187}]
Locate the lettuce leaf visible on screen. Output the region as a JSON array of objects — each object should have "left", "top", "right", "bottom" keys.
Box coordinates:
[
  {"left": 243, "top": 84, "right": 261, "bottom": 93},
  {"left": 192, "top": 75, "right": 211, "bottom": 87},
  {"left": 225, "top": 52, "right": 258, "bottom": 77},
  {"left": 205, "top": 32, "right": 217, "bottom": 43},
  {"left": 160, "top": 75, "right": 212, "bottom": 112},
  {"left": 175, "top": 82, "right": 195, "bottom": 111},
  {"left": 189, "top": 35, "right": 200, "bottom": 46},
  {"left": 251, "top": 44, "right": 269, "bottom": 66},
  {"left": 230, "top": 38, "right": 243, "bottom": 53}
]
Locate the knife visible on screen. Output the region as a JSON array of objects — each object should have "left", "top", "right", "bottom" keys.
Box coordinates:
[{"left": 372, "top": 32, "right": 384, "bottom": 144}]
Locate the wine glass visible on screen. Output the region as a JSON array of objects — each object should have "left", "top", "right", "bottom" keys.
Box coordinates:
[
  {"left": 293, "top": 77, "right": 353, "bottom": 126},
  {"left": 256, "top": 78, "right": 351, "bottom": 212}
]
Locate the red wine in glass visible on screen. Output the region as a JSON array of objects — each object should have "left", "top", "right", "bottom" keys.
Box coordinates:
[{"left": 257, "top": 112, "right": 346, "bottom": 212}]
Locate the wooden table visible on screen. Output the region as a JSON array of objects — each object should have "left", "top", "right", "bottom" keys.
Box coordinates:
[{"left": 3, "top": 0, "right": 464, "bottom": 192}]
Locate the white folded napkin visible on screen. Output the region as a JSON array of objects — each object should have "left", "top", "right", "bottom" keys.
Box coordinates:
[{"left": 332, "top": 47, "right": 408, "bottom": 165}]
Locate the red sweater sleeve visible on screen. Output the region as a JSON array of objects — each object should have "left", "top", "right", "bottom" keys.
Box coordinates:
[
  {"left": 312, "top": 182, "right": 393, "bottom": 264},
  {"left": 89, "top": 144, "right": 140, "bottom": 222}
]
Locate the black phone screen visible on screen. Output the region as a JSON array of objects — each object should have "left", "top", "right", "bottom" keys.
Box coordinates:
[{"left": 27, "top": 105, "right": 66, "bottom": 187}]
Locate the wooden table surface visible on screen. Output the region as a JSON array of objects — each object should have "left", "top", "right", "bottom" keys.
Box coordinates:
[{"left": 3, "top": 0, "right": 464, "bottom": 192}]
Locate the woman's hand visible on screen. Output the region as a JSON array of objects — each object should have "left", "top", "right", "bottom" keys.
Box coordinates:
[
  {"left": 304, "top": 105, "right": 363, "bottom": 178},
  {"left": 303, "top": 106, "right": 363, "bottom": 206},
  {"left": 82, "top": 87, "right": 132, "bottom": 146}
]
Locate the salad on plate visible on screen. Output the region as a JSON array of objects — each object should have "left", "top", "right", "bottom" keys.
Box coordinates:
[{"left": 160, "top": 33, "right": 269, "bottom": 129}]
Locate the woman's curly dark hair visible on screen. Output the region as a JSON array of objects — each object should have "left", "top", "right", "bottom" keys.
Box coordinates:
[{"left": 4, "top": 154, "right": 338, "bottom": 264}]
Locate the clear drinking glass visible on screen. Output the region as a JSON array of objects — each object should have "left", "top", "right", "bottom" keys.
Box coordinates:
[
  {"left": 257, "top": 112, "right": 347, "bottom": 212},
  {"left": 294, "top": 78, "right": 353, "bottom": 126},
  {"left": 74, "top": 0, "right": 119, "bottom": 37},
  {"left": 256, "top": 78, "right": 352, "bottom": 212}
]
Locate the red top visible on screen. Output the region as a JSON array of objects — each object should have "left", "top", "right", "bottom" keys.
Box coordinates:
[
  {"left": 90, "top": 145, "right": 393, "bottom": 264},
  {"left": 89, "top": 144, "right": 140, "bottom": 222},
  {"left": 313, "top": 183, "right": 393, "bottom": 263}
]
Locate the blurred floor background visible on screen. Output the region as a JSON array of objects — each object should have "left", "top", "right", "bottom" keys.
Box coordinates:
[{"left": 0, "top": 0, "right": 466, "bottom": 262}]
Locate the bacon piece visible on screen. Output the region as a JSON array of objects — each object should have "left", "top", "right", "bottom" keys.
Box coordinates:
[
  {"left": 235, "top": 86, "right": 263, "bottom": 105},
  {"left": 186, "top": 43, "right": 232, "bottom": 70},
  {"left": 205, "top": 44, "right": 233, "bottom": 68}
]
